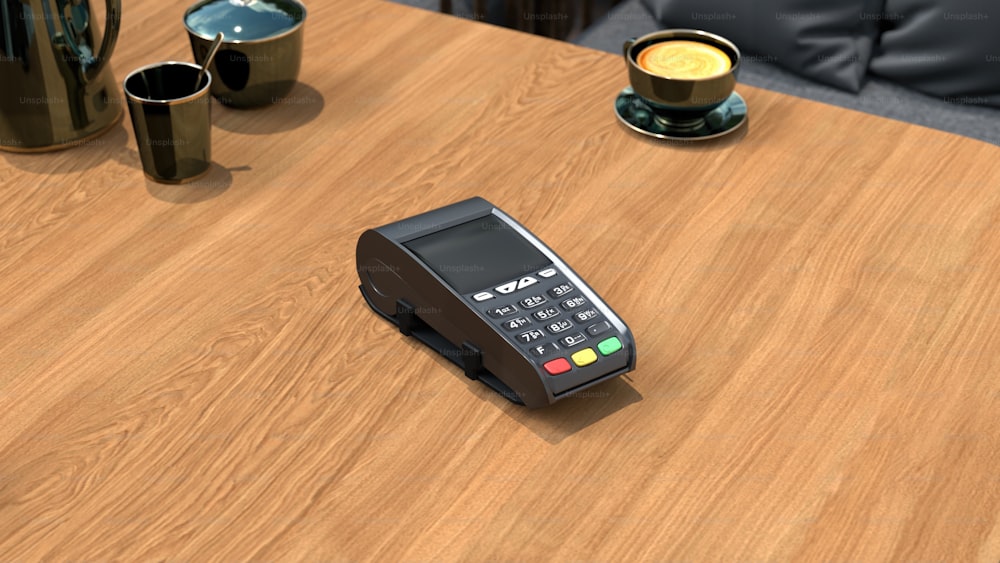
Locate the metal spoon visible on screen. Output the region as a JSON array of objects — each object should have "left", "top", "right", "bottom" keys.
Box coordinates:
[{"left": 195, "top": 32, "right": 224, "bottom": 92}]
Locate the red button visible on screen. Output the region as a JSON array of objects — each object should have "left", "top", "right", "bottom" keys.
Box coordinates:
[{"left": 543, "top": 357, "right": 571, "bottom": 375}]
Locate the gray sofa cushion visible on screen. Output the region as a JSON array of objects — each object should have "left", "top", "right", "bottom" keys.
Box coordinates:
[
  {"left": 639, "top": 0, "right": 883, "bottom": 92},
  {"left": 577, "top": 0, "right": 663, "bottom": 51},
  {"left": 869, "top": 0, "right": 1000, "bottom": 107}
]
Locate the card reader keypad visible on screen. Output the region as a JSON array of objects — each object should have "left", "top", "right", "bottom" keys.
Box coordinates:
[{"left": 471, "top": 266, "right": 626, "bottom": 380}]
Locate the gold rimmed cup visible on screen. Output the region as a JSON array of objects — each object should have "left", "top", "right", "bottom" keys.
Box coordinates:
[
  {"left": 123, "top": 61, "right": 213, "bottom": 184},
  {"left": 623, "top": 29, "right": 741, "bottom": 130}
]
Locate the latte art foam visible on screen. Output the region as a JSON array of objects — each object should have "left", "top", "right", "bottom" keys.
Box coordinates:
[{"left": 637, "top": 40, "right": 732, "bottom": 79}]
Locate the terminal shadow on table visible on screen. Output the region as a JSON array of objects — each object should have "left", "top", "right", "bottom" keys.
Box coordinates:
[{"left": 412, "top": 338, "right": 643, "bottom": 444}]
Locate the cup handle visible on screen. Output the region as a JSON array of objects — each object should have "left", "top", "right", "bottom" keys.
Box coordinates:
[{"left": 623, "top": 37, "right": 636, "bottom": 63}]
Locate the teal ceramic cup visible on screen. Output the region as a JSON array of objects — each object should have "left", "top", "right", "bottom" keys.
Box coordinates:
[{"left": 184, "top": 0, "right": 306, "bottom": 108}]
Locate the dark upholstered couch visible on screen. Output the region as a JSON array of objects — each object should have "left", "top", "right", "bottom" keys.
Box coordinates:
[{"left": 394, "top": 0, "right": 1000, "bottom": 146}]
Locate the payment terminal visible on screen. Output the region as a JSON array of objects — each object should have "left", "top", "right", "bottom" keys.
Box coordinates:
[{"left": 356, "top": 197, "right": 635, "bottom": 408}]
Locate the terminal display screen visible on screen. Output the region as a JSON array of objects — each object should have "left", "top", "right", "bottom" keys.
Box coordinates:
[{"left": 405, "top": 215, "right": 551, "bottom": 294}]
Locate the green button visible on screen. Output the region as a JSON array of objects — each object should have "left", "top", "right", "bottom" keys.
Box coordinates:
[{"left": 597, "top": 337, "right": 622, "bottom": 356}]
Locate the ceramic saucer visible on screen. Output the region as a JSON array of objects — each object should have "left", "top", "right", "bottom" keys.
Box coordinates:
[{"left": 614, "top": 87, "right": 747, "bottom": 141}]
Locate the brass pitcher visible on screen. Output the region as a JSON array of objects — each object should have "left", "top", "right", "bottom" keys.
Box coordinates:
[{"left": 0, "top": 0, "right": 122, "bottom": 152}]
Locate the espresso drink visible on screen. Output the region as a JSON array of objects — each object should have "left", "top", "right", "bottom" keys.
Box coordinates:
[{"left": 636, "top": 40, "right": 732, "bottom": 79}]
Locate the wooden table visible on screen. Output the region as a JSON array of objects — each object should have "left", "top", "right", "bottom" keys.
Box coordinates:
[{"left": 2, "top": 0, "right": 999, "bottom": 559}]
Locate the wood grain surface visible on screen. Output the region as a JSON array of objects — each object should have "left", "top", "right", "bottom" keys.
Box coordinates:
[{"left": 2, "top": 0, "right": 1000, "bottom": 559}]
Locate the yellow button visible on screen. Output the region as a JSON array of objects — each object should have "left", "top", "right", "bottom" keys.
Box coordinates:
[{"left": 571, "top": 348, "right": 598, "bottom": 367}]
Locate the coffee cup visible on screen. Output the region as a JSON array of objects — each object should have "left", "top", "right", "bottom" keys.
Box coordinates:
[
  {"left": 184, "top": 0, "right": 306, "bottom": 108},
  {"left": 623, "top": 29, "right": 740, "bottom": 129}
]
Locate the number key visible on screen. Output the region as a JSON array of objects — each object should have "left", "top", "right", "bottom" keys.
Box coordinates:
[
  {"left": 561, "top": 296, "right": 587, "bottom": 310},
  {"left": 532, "top": 306, "right": 560, "bottom": 321},
  {"left": 546, "top": 319, "right": 573, "bottom": 334},
  {"left": 516, "top": 329, "right": 545, "bottom": 344},
  {"left": 519, "top": 295, "right": 547, "bottom": 309},
  {"left": 486, "top": 304, "right": 518, "bottom": 318},
  {"left": 548, "top": 283, "right": 574, "bottom": 298},
  {"left": 501, "top": 317, "right": 531, "bottom": 331},
  {"left": 559, "top": 333, "right": 587, "bottom": 347}
]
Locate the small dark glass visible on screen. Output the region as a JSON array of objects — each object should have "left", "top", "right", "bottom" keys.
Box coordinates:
[{"left": 123, "top": 62, "right": 212, "bottom": 184}]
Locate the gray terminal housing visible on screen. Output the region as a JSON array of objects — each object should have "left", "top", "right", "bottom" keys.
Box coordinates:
[{"left": 356, "top": 197, "right": 636, "bottom": 408}]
